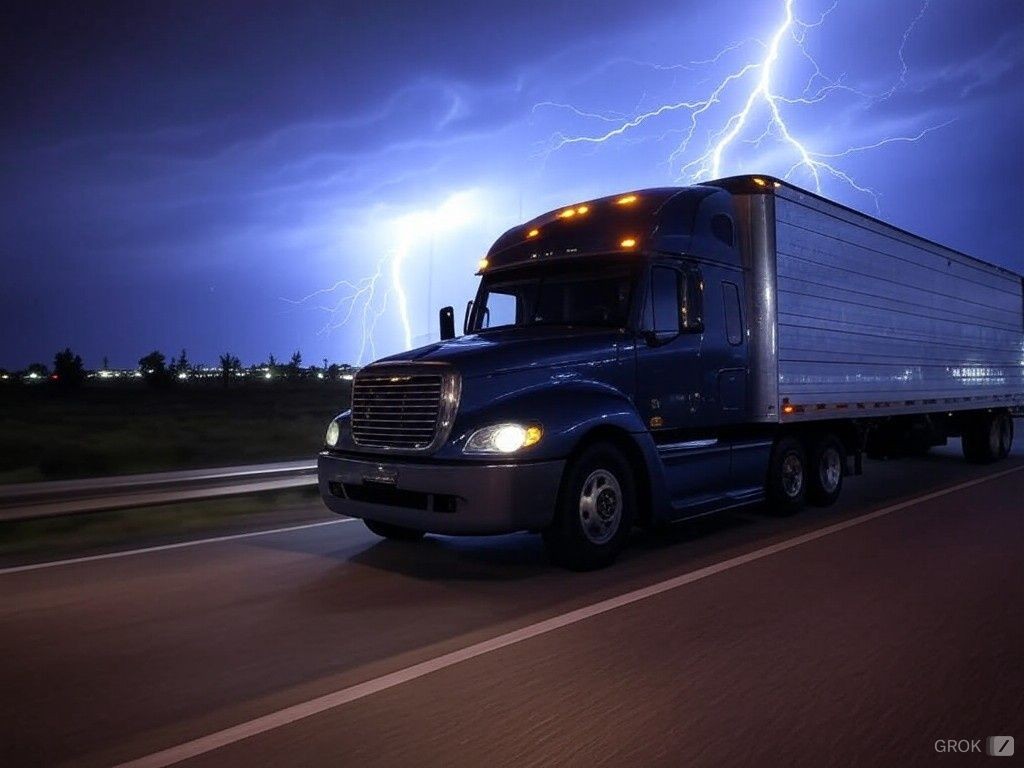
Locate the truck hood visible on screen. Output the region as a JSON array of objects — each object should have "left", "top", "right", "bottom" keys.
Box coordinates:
[{"left": 374, "top": 326, "right": 628, "bottom": 380}]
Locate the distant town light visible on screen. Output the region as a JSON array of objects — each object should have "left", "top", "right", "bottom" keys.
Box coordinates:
[
  {"left": 177, "top": 372, "right": 188, "bottom": 380},
  {"left": 264, "top": 371, "right": 272, "bottom": 379},
  {"left": 317, "top": 372, "right": 325, "bottom": 379}
]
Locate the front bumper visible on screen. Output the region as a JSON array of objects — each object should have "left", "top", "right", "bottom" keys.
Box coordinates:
[{"left": 317, "top": 452, "right": 565, "bottom": 535}]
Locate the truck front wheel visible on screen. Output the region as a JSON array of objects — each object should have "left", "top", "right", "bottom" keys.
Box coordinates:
[
  {"left": 543, "top": 443, "right": 636, "bottom": 571},
  {"left": 766, "top": 436, "right": 807, "bottom": 515},
  {"left": 363, "top": 519, "right": 426, "bottom": 541}
]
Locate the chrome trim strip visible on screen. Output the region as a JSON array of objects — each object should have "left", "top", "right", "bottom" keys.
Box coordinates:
[{"left": 658, "top": 438, "right": 719, "bottom": 452}]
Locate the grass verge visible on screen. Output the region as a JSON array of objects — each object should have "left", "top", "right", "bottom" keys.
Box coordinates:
[{"left": 0, "top": 486, "right": 333, "bottom": 567}]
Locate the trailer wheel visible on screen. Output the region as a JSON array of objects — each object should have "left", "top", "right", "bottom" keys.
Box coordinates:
[
  {"left": 363, "top": 519, "right": 426, "bottom": 541},
  {"left": 997, "top": 412, "right": 1014, "bottom": 459},
  {"left": 962, "top": 412, "right": 1011, "bottom": 464},
  {"left": 766, "top": 436, "right": 807, "bottom": 515},
  {"left": 543, "top": 443, "right": 635, "bottom": 571},
  {"left": 807, "top": 433, "right": 845, "bottom": 507}
]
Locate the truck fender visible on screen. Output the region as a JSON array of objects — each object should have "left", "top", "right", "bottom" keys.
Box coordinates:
[{"left": 449, "top": 382, "right": 672, "bottom": 521}]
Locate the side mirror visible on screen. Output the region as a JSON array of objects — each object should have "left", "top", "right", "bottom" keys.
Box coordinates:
[
  {"left": 439, "top": 306, "right": 456, "bottom": 341},
  {"left": 463, "top": 300, "right": 475, "bottom": 335}
]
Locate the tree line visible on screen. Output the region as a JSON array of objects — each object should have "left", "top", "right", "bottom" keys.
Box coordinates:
[{"left": 1, "top": 347, "right": 355, "bottom": 389}]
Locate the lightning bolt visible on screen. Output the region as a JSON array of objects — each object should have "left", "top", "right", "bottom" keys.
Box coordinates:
[
  {"left": 284, "top": 191, "right": 480, "bottom": 365},
  {"left": 281, "top": 253, "right": 391, "bottom": 364},
  {"left": 539, "top": 0, "right": 949, "bottom": 210}
]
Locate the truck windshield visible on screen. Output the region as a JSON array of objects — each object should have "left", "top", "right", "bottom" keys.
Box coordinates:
[{"left": 470, "top": 259, "right": 636, "bottom": 332}]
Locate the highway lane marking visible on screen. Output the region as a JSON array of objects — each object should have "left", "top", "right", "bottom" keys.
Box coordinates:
[
  {"left": 0, "top": 518, "right": 356, "bottom": 575},
  {"left": 115, "top": 462, "right": 1024, "bottom": 768}
]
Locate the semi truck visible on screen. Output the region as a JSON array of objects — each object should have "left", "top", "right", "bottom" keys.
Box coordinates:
[{"left": 318, "top": 175, "right": 1024, "bottom": 569}]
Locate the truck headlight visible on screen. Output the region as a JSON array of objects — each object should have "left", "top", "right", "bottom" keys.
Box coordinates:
[
  {"left": 325, "top": 420, "right": 341, "bottom": 448},
  {"left": 464, "top": 423, "right": 543, "bottom": 454}
]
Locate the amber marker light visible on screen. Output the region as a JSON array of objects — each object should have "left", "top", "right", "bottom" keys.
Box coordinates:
[
  {"left": 620, "top": 237, "right": 637, "bottom": 249},
  {"left": 559, "top": 208, "right": 576, "bottom": 218},
  {"left": 752, "top": 177, "right": 767, "bottom": 187},
  {"left": 477, "top": 258, "right": 489, "bottom": 270},
  {"left": 527, "top": 228, "right": 539, "bottom": 238},
  {"left": 616, "top": 194, "right": 637, "bottom": 205},
  {"left": 576, "top": 205, "right": 589, "bottom": 215}
]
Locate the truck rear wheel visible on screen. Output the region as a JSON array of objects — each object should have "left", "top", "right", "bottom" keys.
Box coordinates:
[
  {"left": 767, "top": 436, "right": 807, "bottom": 515},
  {"left": 543, "top": 443, "right": 635, "bottom": 571},
  {"left": 363, "top": 519, "right": 426, "bottom": 541},
  {"left": 962, "top": 411, "right": 1012, "bottom": 464},
  {"left": 997, "top": 412, "right": 1014, "bottom": 459},
  {"left": 807, "top": 433, "right": 844, "bottom": 507}
]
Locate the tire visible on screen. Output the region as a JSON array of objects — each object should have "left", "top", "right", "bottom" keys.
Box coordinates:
[
  {"left": 961, "top": 422, "right": 983, "bottom": 463},
  {"left": 997, "top": 412, "right": 1014, "bottom": 459},
  {"left": 543, "top": 443, "right": 635, "bottom": 571},
  {"left": 766, "top": 436, "right": 807, "bottom": 515},
  {"left": 807, "top": 433, "right": 844, "bottom": 507},
  {"left": 363, "top": 519, "right": 426, "bottom": 541},
  {"left": 962, "top": 412, "right": 1010, "bottom": 464}
]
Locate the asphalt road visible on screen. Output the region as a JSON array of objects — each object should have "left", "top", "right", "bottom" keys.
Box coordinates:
[{"left": 1, "top": 441, "right": 1022, "bottom": 767}]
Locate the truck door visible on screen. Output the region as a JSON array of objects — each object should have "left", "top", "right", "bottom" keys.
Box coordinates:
[{"left": 635, "top": 263, "right": 730, "bottom": 511}]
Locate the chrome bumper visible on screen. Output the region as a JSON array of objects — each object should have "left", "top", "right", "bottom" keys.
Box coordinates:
[{"left": 317, "top": 452, "right": 564, "bottom": 535}]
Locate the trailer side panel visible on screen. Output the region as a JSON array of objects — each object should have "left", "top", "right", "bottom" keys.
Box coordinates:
[{"left": 772, "top": 185, "right": 1024, "bottom": 419}]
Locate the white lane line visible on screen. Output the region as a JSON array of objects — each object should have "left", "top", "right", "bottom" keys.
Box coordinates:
[
  {"left": 0, "top": 518, "right": 356, "bottom": 576},
  {"left": 115, "top": 463, "right": 1024, "bottom": 768}
]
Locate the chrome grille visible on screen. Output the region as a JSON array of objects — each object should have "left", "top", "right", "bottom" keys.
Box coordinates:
[{"left": 351, "top": 369, "right": 450, "bottom": 451}]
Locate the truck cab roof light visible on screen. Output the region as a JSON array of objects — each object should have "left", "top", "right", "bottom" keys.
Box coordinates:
[
  {"left": 527, "top": 228, "right": 539, "bottom": 238},
  {"left": 478, "top": 258, "right": 489, "bottom": 270},
  {"left": 620, "top": 237, "right": 637, "bottom": 249},
  {"left": 559, "top": 208, "right": 576, "bottom": 218},
  {"left": 616, "top": 194, "right": 637, "bottom": 205}
]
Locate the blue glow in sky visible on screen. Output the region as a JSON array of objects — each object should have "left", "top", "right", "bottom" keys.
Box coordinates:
[{"left": 1, "top": 0, "right": 1022, "bottom": 368}]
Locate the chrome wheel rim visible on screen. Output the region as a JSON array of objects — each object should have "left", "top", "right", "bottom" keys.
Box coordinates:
[
  {"left": 578, "top": 469, "right": 622, "bottom": 545},
  {"left": 781, "top": 453, "right": 804, "bottom": 498},
  {"left": 819, "top": 447, "right": 842, "bottom": 493}
]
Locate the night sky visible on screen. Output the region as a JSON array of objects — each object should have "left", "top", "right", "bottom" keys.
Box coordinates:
[{"left": 2, "top": 0, "right": 1022, "bottom": 369}]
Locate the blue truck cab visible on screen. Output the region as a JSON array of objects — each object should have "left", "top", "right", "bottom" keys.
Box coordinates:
[{"left": 318, "top": 175, "right": 1022, "bottom": 568}]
